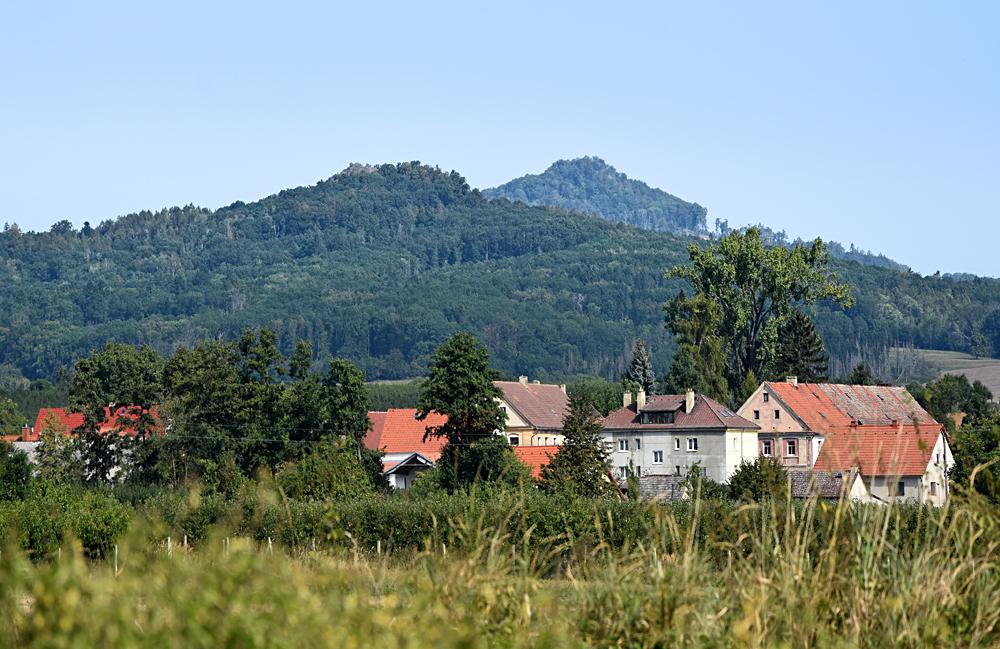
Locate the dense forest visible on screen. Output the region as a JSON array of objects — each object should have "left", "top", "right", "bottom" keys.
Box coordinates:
[
  {"left": 1, "top": 162, "right": 998, "bottom": 387},
  {"left": 484, "top": 156, "right": 709, "bottom": 233}
]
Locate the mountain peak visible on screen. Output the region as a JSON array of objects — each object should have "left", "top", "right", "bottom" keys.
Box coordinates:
[{"left": 484, "top": 157, "right": 708, "bottom": 234}]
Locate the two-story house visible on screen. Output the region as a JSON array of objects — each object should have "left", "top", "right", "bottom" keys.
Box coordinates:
[
  {"left": 602, "top": 389, "right": 759, "bottom": 484},
  {"left": 494, "top": 377, "right": 569, "bottom": 446},
  {"left": 739, "top": 378, "right": 953, "bottom": 505}
]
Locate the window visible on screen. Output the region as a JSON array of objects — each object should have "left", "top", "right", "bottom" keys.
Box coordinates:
[
  {"left": 634, "top": 438, "right": 641, "bottom": 450},
  {"left": 774, "top": 409, "right": 780, "bottom": 419},
  {"left": 762, "top": 440, "right": 773, "bottom": 457},
  {"left": 786, "top": 439, "right": 797, "bottom": 457},
  {"left": 763, "top": 393, "right": 770, "bottom": 403},
  {"left": 687, "top": 438, "right": 698, "bottom": 451},
  {"left": 509, "top": 436, "right": 519, "bottom": 446},
  {"left": 753, "top": 410, "right": 760, "bottom": 420},
  {"left": 930, "top": 482, "right": 938, "bottom": 496},
  {"left": 618, "top": 439, "right": 629, "bottom": 452},
  {"left": 936, "top": 453, "right": 941, "bottom": 465},
  {"left": 653, "top": 450, "right": 664, "bottom": 464},
  {"left": 675, "top": 465, "right": 681, "bottom": 476},
  {"left": 897, "top": 481, "right": 905, "bottom": 497},
  {"left": 618, "top": 466, "right": 630, "bottom": 479},
  {"left": 674, "top": 438, "right": 680, "bottom": 450}
]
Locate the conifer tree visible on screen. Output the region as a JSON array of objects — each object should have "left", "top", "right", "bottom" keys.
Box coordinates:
[
  {"left": 773, "top": 310, "right": 829, "bottom": 382},
  {"left": 540, "top": 394, "right": 614, "bottom": 498},
  {"left": 626, "top": 339, "right": 656, "bottom": 394}
]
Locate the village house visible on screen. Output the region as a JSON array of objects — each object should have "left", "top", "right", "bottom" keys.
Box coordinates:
[
  {"left": 364, "top": 407, "right": 561, "bottom": 488},
  {"left": 739, "top": 378, "right": 953, "bottom": 505},
  {"left": 602, "top": 389, "right": 759, "bottom": 485},
  {"left": 364, "top": 408, "right": 447, "bottom": 489},
  {"left": 494, "top": 377, "right": 570, "bottom": 446}
]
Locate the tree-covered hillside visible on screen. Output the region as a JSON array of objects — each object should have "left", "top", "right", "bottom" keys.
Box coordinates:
[
  {"left": 487, "top": 157, "right": 911, "bottom": 272},
  {"left": 0, "top": 162, "right": 997, "bottom": 385},
  {"left": 483, "top": 157, "right": 709, "bottom": 234}
]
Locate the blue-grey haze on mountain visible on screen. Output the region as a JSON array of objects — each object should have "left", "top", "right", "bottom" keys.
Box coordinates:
[{"left": 1, "top": 1, "right": 997, "bottom": 276}]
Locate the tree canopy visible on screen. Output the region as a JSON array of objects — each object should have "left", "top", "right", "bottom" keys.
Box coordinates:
[{"left": 667, "top": 228, "right": 851, "bottom": 399}]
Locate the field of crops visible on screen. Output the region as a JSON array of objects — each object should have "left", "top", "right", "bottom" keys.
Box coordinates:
[{"left": 3, "top": 488, "right": 1000, "bottom": 648}]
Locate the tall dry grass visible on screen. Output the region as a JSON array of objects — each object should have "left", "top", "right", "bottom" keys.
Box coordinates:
[{"left": 2, "top": 489, "right": 999, "bottom": 648}]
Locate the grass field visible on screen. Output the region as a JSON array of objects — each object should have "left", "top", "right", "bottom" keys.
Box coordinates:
[
  {"left": 3, "top": 492, "right": 1000, "bottom": 648},
  {"left": 913, "top": 349, "right": 1000, "bottom": 399}
]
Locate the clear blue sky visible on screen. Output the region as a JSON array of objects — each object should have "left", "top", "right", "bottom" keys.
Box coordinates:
[{"left": 2, "top": 1, "right": 997, "bottom": 276}]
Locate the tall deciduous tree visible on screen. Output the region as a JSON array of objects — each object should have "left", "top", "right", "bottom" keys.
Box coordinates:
[
  {"left": 773, "top": 310, "right": 829, "bottom": 382},
  {"left": 0, "top": 398, "right": 25, "bottom": 438},
  {"left": 540, "top": 394, "right": 614, "bottom": 498},
  {"left": 34, "top": 411, "right": 84, "bottom": 485},
  {"left": 663, "top": 293, "right": 729, "bottom": 402},
  {"left": 667, "top": 227, "right": 852, "bottom": 393},
  {"left": 70, "top": 343, "right": 165, "bottom": 483},
  {"left": 625, "top": 339, "right": 656, "bottom": 395}
]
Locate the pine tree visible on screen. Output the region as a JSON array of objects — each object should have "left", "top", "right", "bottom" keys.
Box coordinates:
[
  {"left": 848, "top": 363, "right": 878, "bottom": 386},
  {"left": 626, "top": 339, "right": 656, "bottom": 394},
  {"left": 660, "top": 345, "right": 701, "bottom": 395},
  {"left": 773, "top": 310, "right": 829, "bottom": 382},
  {"left": 540, "top": 394, "right": 615, "bottom": 498}
]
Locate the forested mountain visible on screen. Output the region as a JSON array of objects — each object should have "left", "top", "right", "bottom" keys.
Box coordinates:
[
  {"left": 1, "top": 162, "right": 998, "bottom": 386},
  {"left": 483, "top": 157, "right": 709, "bottom": 234},
  {"left": 487, "top": 157, "right": 911, "bottom": 272}
]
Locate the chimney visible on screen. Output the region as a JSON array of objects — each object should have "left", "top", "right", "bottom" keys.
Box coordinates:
[
  {"left": 685, "top": 389, "right": 695, "bottom": 413},
  {"left": 786, "top": 376, "right": 798, "bottom": 387},
  {"left": 518, "top": 375, "right": 528, "bottom": 386},
  {"left": 623, "top": 391, "right": 633, "bottom": 408},
  {"left": 636, "top": 388, "right": 646, "bottom": 410}
]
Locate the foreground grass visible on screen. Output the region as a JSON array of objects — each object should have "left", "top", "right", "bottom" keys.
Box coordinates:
[{"left": 2, "top": 492, "right": 1000, "bottom": 648}]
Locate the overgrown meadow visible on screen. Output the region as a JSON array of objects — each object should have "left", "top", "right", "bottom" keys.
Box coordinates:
[{"left": 2, "top": 481, "right": 999, "bottom": 648}]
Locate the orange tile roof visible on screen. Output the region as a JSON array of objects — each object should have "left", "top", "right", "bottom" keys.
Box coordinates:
[
  {"left": 375, "top": 408, "right": 449, "bottom": 461},
  {"left": 764, "top": 382, "right": 944, "bottom": 478},
  {"left": 513, "top": 445, "right": 560, "bottom": 478},
  {"left": 496, "top": 381, "right": 569, "bottom": 430},
  {"left": 814, "top": 426, "right": 941, "bottom": 477},
  {"left": 765, "top": 382, "right": 937, "bottom": 434},
  {"left": 364, "top": 411, "right": 388, "bottom": 450},
  {"left": 31, "top": 406, "right": 161, "bottom": 441}
]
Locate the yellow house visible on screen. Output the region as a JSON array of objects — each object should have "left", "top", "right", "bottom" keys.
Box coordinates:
[{"left": 495, "top": 377, "right": 569, "bottom": 446}]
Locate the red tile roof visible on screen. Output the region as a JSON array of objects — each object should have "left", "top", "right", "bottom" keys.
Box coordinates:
[
  {"left": 496, "top": 381, "right": 569, "bottom": 430},
  {"left": 30, "top": 406, "right": 161, "bottom": 441},
  {"left": 373, "top": 408, "right": 449, "bottom": 461},
  {"left": 603, "top": 394, "right": 757, "bottom": 431},
  {"left": 365, "top": 411, "right": 388, "bottom": 451},
  {"left": 814, "top": 426, "right": 941, "bottom": 477},
  {"left": 513, "top": 445, "right": 560, "bottom": 478}
]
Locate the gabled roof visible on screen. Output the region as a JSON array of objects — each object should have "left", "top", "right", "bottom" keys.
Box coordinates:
[
  {"left": 365, "top": 411, "right": 388, "bottom": 451},
  {"left": 764, "top": 382, "right": 938, "bottom": 434},
  {"left": 813, "top": 426, "right": 941, "bottom": 477},
  {"left": 787, "top": 469, "right": 847, "bottom": 499},
  {"left": 30, "top": 406, "right": 162, "bottom": 441},
  {"left": 382, "top": 451, "right": 435, "bottom": 474},
  {"left": 512, "top": 445, "right": 560, "bottom": 478},
  {"left": 603, "top": 394, "right": 758, "bottom": 431},
  {"left": 495, "top": 381, "right": 569, "bottom": 430},
  {"left": 372, "top": 408, "right": 449, "bottom": 461}
]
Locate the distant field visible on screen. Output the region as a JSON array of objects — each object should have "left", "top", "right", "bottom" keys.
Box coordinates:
[{"left": 913, "top": 349, "right": 1000, "bottom": 399}]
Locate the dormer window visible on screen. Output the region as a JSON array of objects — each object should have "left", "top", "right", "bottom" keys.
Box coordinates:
[{"left": 641, "top": 411, "right": 675, "bottom": 424}]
